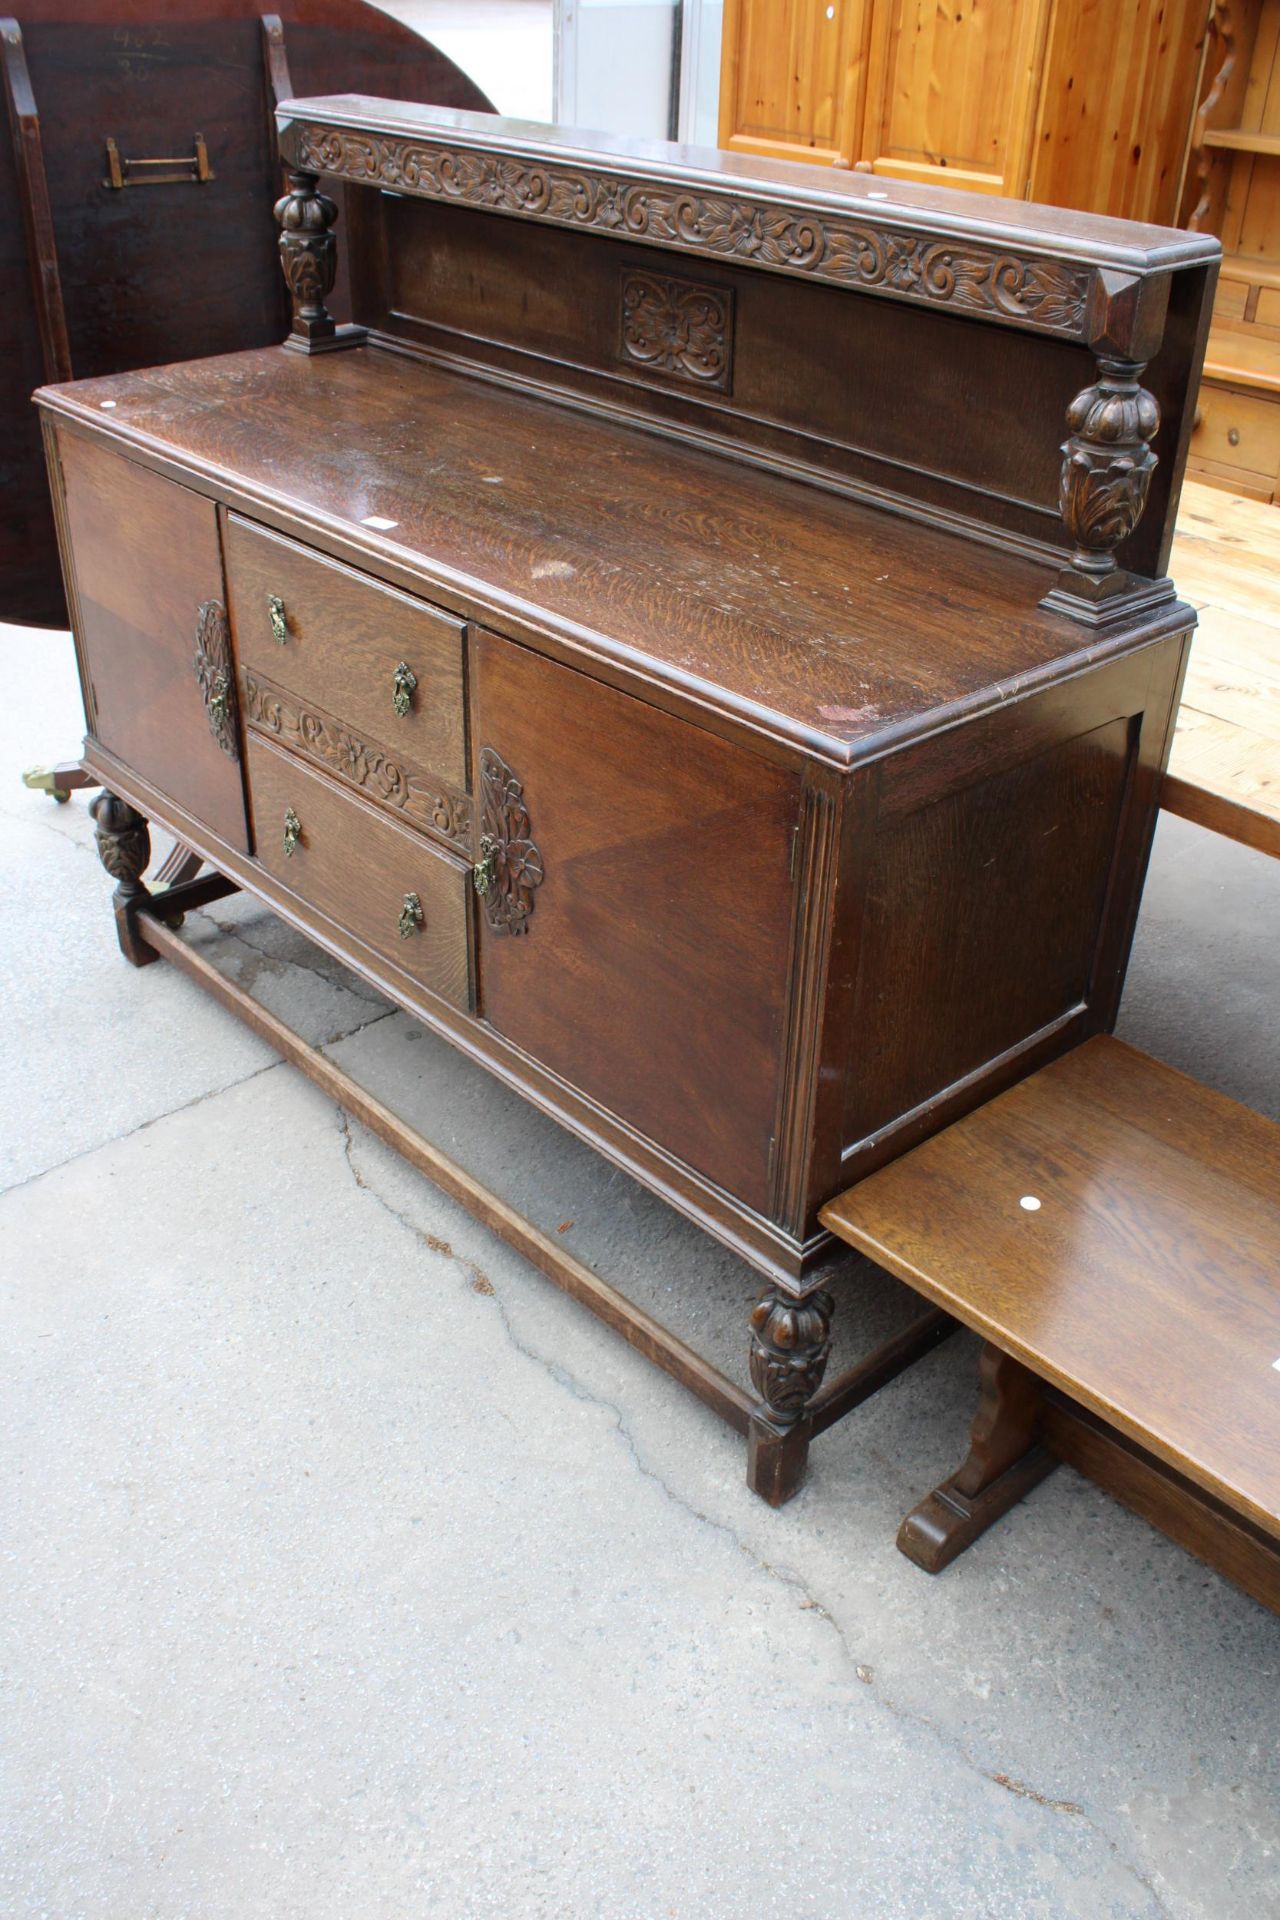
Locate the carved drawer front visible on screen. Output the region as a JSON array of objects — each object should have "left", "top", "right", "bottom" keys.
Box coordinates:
[
  {"left": 55, "top": 432, "right": 250, "bottom": 851},
  {"left": 246, "top": 733, "right": 472, "bottom": 1012},
  {"left": 226, "top": 515, "right": 468, "bottom": 798}
]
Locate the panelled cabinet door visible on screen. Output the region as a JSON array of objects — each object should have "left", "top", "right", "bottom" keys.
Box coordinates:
[
  {"left": 471, "top": 630, "right": 801, "bottom": 1215},
  {"left": 54, "top": 431, "right": 250, "bottom": 851}
]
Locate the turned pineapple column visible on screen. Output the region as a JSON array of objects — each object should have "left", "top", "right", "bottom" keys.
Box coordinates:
[
  {"left": 746, "top": 1286, "right": 834, "bottom": 1505},
  {"left": 1041, "top": 267, "right": 1174, "bottom": 627},
  {"left": 90, "top": 790, "right": 157, "bottom": 967},
  {"left": 274, "top": 167, "right": 366, "bottom": 355}
]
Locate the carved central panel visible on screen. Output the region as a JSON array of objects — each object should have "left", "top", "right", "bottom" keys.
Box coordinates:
[{"left": 619, "top": 269, "right": 734, "bottom": 392}]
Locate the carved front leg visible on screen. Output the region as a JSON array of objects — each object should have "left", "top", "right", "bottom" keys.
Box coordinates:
[
  {"left": 1042, "top": 355, "right": 1171, "bottom": 627},
  {"left": 746, "top": 1286, "right": 833, "bottom": 1506},
  {"left": 897, "top": 1342, "right": 1055, "bottom": 1573},
  {"left": 89, "top": 790, "right": 157, "bottom": 967}
]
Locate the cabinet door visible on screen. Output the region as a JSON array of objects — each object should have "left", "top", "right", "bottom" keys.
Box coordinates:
[
  {"left": 55, "top": 430, "right": 249, "bottom": 851},
  {"left": 472, "top": 631, "right": 801, "bottom": 1215}
]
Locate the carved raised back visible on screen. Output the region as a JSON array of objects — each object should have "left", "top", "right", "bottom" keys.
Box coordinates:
[{"left": 277, "top": 96, "right": 1220, "bottom": 605}]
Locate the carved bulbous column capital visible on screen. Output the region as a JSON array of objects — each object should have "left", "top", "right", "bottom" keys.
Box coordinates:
[
  {"left": 275, "top": 167, "right": 339, "bottom": 348},
  {"left": 90, "top": 789, "right": 150, "bottom": 893},
  {"left": 1042, "top": 354, "right": 1173, "bottom": 627},
  {"left": 748, "top": 1287, "right": 833, "bottom": 1429},
  {"left": 1058, "top": 357, "right": 1161, "bottom": 579}
]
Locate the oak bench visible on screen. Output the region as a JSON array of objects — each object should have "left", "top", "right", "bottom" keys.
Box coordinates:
[{"left": 821, "top": 1035, "right": 1280, "bottom": 1612}]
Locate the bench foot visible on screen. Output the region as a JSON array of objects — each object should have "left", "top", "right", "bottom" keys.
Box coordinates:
[
  {"left": 746, "top": 1286, "right": 833, "bottom": 1506},
  {"left": 898, "top": 1342, "right": 1056, "bottom": 1572}
]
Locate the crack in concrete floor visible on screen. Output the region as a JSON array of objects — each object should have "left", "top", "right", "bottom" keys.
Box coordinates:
[{"left": 333, "top": 1104, "right": 1178, "bottom": 1920}]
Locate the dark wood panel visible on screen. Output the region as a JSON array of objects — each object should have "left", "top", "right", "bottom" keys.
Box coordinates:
[
  {"left": 226, "top": 513, "right": 468, "bottom": 791},
  {"left": 1, "top": 0, "right": 492, "bottom": 628},
  {"left": 842, "top": 715, "right": 1135, "bottom": 1153},
  {"left": 473, "top": 629, "right": 800, "bottom": 1214},
  {"left": 55, "top": 429, "right": 249, "bottom": 850},
  {"left": 364, "top": 195, "right": 1088, "bottom": 555},
  {"left": 246, "top": 731, "right": 471, "bottom": 1011},
  {"left": 37, "top": 347, "right": 1194, "bottom": 770}
]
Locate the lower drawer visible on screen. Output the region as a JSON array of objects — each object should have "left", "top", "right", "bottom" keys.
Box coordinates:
[{"left": 247, "top": 734, "right": 472, "bottom": 1011}]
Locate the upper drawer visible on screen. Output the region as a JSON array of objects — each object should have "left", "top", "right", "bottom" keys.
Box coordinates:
[{"left": 225, "top": 516, "right": 467, "bottom": 793}]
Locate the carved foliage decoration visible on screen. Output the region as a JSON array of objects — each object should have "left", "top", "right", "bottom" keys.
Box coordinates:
[
  {"left": 274, "top": 167, "right": 338, "bottom": 340},
  {"left": 193, "top": 600, "right": 239, "bottom": 760},
  {"left": 748, "top": 1288, "right": 834, "bottom": 1428},
  {"left": 242, "top": 673, "right": 471, "bottom": 848},
  {"left": 1058, "top": 358, "right": 1160, "bottom": 575},
  {"left": 476, "top": 746, "right": 543, "bottom": 937},
  {"left": 620, "top": 269, "right": 733, "bottom": 389},
  {"left": 90, "top": 789, "right": 150, "bottom": 891},
  {"left": 291, "top": 125, "right": 1092, "bottom": 338}
]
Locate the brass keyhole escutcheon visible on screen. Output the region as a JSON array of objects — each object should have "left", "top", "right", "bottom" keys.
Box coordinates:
[
  {"left": 267, "top": 593, "right": 288, "bottom": 645},
  {"left": 472, "top": 833, "right": 497, "bottom": 896},
  {"left": 398, "top": 891, "right": 424, "bottom": 938},
  {"left": 282, "top": 805, "right": 302, "bottom": 857},
  {"left": 392, "top": 660, "right": 417, "bottom": 717}
]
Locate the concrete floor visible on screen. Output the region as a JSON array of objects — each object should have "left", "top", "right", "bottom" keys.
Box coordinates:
[{"left": 2, "top": 615, "right": 1279, "bottom": 1920}]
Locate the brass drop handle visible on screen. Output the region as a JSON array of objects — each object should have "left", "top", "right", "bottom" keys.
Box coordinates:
[
  {"left": 392, "top": 660, "right": 417, "bottom": 717},
  {"left": 267, "top": 593, "right": 288, "bottom": 645},
  {"left": 398, "top": 891, "right": 424, "bottom": 938},
  {"left": 282, "top": 805, "right": 302, "bottom": 857},
  {"left": 207, "top": 672, "right": 231, "bottom": 726},
  {"left": 472, "top": 833, "right": 497, "bottom": 896}
]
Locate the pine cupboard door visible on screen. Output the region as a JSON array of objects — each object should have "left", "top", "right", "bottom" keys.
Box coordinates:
[
  {"left": 471, "top": 631, "right": 802, "bottom": 1214},
  {"left": 52, "top": 429, "right": 250, "bottom": 851}
]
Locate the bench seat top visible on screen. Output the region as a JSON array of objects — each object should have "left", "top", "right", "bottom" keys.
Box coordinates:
[{"left": 821, "top": 1036, "right": 1280, "bottom": 1535}]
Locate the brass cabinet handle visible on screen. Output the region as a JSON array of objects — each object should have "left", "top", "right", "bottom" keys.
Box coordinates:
[
  {"left": 392, "top": 659, "right": 417, "bottom": 717},
  {"left": 282, "top": 805, "right": 302, "bottom": 857},
  {"left": 472, "top": 833, "right": 497, "bottom": 896},
  {"left": 398, "top": 891, "right": 424, "bottom": 938},
  {"left": 267, "top": 593, "right": 288, "bottom": 645}
]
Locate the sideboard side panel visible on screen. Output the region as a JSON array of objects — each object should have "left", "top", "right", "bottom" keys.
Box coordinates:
[
  {"left": 472, "top": 629, "right": 801, "bottom": 1215},
  {"left": 53, "top": 430, "right": 250, "bottom": 853}
]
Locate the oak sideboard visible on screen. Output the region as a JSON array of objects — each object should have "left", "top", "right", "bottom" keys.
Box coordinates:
[{"left": 37, "top": 97, "right": 1220, "bottom": 1500}]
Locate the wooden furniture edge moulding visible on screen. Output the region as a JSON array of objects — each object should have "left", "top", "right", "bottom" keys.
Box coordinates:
[
  {"left": 41, "top": 101, "right": 1217, "bottom": 1509},
  {"left": 278, "top": 96, "right": 1221, "bottom": 626}
]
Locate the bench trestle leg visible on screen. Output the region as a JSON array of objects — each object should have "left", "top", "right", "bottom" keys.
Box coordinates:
[{"left": 898, "top": 1342, "right": 1056, "bottom": 1572}]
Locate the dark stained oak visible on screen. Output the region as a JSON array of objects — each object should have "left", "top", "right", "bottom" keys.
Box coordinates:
[
  {"left": 246, "top": 732, "right": 472, "bottom": 1013},
  {"left": 40, "top": 108, "right": 1219, "bottom": 1501},
  {"left": 822, "top": 1036, "right": 1280, "bottom": 1599},
  {"left": 473, "top": 627, "right": 799, "bottom": 1213},
  {"left": 55, "top": 430, "right": 250, "bottom": 852},
  {"left": 226, "top": 512, "right": 468, "bottom": 793},
  {"left": 37, "top": 345, "right": 1195, "bottom": 770}
]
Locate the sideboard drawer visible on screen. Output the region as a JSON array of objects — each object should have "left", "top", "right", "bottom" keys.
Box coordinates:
[
  {"left": 246, "top": 733, "right": 472, "bottom": 1011},
  {"left": 226, "top": 516, "right": 468, "bottom": 792}
]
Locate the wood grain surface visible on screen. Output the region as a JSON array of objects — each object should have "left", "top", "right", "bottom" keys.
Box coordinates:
[
  {"left": 226, "top": 513, "right": 468, "bottom": 792},
  {"left": 246, "top": 731, "right": 472, "bottom": 1011},
  {"left": 822, "top": 1035, "right": 1280, "bottom": 1535},
  {"left": 54, "top": 428, "right": 250, "bottom": 851},
  {"left": 38, "top": 346, "right": 1193, "bottom": 769}
]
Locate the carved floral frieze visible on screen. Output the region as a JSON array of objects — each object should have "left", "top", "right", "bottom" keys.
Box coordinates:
[
  {"left": 241, "top": 673, "right": 471, "bottom": 848},
  {"left": 288, "top": 124, "right": 1092, "bottom": 338}
]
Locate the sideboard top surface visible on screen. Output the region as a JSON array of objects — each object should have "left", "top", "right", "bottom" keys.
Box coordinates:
[
  {"left": 39, "top": 345, "right": 1188, "bottom": 766},
  {"left": 278, "top": 95, "right": 1221, "bottom": 275}
]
